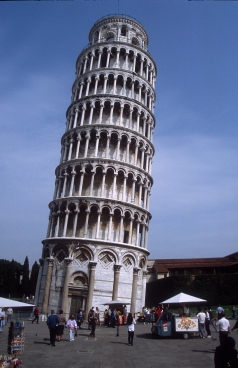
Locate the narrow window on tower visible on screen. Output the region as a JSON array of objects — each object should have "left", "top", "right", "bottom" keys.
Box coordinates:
[
  {"left": 123, "top": 230, "right": 129, "bottom": 243},
  {"left": 121, "top": 26, "right": 127, "bottom": 36}
]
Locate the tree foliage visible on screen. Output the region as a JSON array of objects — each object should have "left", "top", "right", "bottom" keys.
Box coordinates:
[
  {"left": 29, "top": 261, "right": 39, "bottom": 296},
  {"left": 21, "top": 256, "right": 30, "bottom": 296},
  {"left": 0, "top": 257, "right": 39, "bottom": 298},
  {"left": 146, "top": 273, "right": 238, "bottom": 307}
]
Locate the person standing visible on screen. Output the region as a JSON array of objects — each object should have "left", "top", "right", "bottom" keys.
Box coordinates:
[
  {"left": 32, "top": 305, "right": 40, "bottom": 324},
  {"left": 232, "top": 305, "right": 237, "bottom": 319},
  {"left": 214, "top": 336, "right": 238, "bottom": 368},
  {"left": 231, "top": 318, "right": 238, "bottom": 332},
  {"left": 107, "top": 308, "right": 112, "bottom": 327},
  {"left": 6, "top": 307, "right": 13, "bottom": 323},
  {"left": 216, "top": 304, "right": 224, "bottom": 320},
  {"left": 204, "top": 307, "right": 211, "bottom": 338},
  {"left": 155, "top": 305, "right": 162, "bottom": 322},
  {"left": 142, "top": 306, "right": 147, "bottom": 324},
  {"left": 47, "top": 309, "right": 60, "bottom": 346},
  {"left": 56, "top": 310, "right": 66, "bottom": 342},
  {"left": 184, "top": 305, "right": 190, "bottom": 317},
  {"left": 76, "top": 308, "right": 83, "bottom": 333},
  {"left": 66, "top": 314, "right": 77, "bottom": 341},
  {"left": 150, "top": 307, "right": 156, "bottom": 324},
  {"left": 0, "top": 308, "right": 5, "bottom": 333},
  {"left": 208, "top": 306, "right": 218, "bottom": 332},
  {"left": 111, "top": 309, "right": 117, "bottom": 328},
  {"left": 123, "top": 305, "right": 128, "bottom": 324},
  {"left": 88, "top": 309, "right": 97, "bottom": 338},
  {"left": 127, "top": 313, "right": 136, "bottom": 346},
  {"left": 197, "top": 307, "right": 206, "bottom": 338},
  {"left": 216, "top": 312, "right": 231, "bottom": 347},
  {"left": 96, "top": 307, "right": 101, "bottom": 326},
  {"left": 145, "top": 308, "right": 151, "bottom": 324}
]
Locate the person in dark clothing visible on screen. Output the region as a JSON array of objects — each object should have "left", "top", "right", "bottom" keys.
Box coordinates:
[
  {"left": 88, "top": 309, "right": 97, "bottom": 338},
  {"left": 32, "top": 305, "right": 40, "bottom": 324},
  {"left": 76, "top": 308, "right": 83, "bottom": 335},
  {"left": 208, "top": 306, "right": 217, "bottom": 332},
  {"left": 214, "top": 337, "right": 238, "bottom": 368},
  {"left": 232, "top": 318, "right": 238, "bottom": 332},
  {"left": 111, "top": 309, "right": 117, "bottom": 328},
  {"left": 204, "top": 307, "right": 211, "bottom": 338},
  {"left": 47, "top": 309, "right": 60, "bottom": 346}
]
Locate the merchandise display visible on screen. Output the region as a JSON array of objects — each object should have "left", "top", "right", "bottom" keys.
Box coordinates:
[
  {"left": 8, "top": 321, "right": 24, "bottom": 355},
  {"left": 1, "top": 321, "right": 25, "bottom": 367},
  {"left": 0, "top": 355, "right": 22, "bottom": 368}
]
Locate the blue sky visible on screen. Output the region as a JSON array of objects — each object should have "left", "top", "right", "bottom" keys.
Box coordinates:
[{"left": 0, "top": 0, "right": 238, "bottom": 266}]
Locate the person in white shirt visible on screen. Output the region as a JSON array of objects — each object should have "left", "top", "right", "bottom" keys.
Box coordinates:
[
  {"left": 66, "top": 314, "right": 78, "bottom": 341},
  {"left": 127, "top": 313, "right": 136, "bottom": 346},
  {"left": 216, "top": 313, "right": 230, "bottom": 347},
  {"left": 0, "top": 308, "right": 5, "bottom": 333},
  {"left": 183, "top": 305, "right": 189, "bottom": 316},
  {"left": 197, "top": 307, "right": 206, "bottom": 338},
  {"left": 6, "top": 307, "right": 13, "bottom": 323}
]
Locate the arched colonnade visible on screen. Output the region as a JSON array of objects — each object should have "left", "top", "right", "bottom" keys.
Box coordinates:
[
  {"left": 39, "top": 242, "right": 148, "bottom": 315},
  {"left": 75, "top": 44, "right": 156, "bottom": 88},
  {"left": 66, "top": 97, "right": 155, "bottom": 141},
  {"left": 60, "top": 127, "right": 154, "bottom": 173},
  {"left": 47, "top": 200, "right": 150, "bottom": 249},
  {"left": 54, "top": 163, "right": 152, "bottom": 210},
  {"left": 71, "top": 70, "right": 155, "bottom": 112}
]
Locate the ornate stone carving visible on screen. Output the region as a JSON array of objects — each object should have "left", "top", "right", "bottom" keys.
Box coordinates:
[
  {"left": 98, "top": 252, "right": 115, "bottom": 269},
  {"left": 122, "top": 255, "right": 134, "bottom": 271},
  {"left": 74, "top": 249, "right": 91, "bottom": 266}
]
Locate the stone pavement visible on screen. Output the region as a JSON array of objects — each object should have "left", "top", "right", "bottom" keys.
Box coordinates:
[{"left": 1, "top": 320, "right": 238, "bottom": 368}]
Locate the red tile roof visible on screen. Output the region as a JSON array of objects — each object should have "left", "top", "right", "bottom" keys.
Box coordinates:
[{"left": 147, "top": 253, "right": 238, "bottom": 273}]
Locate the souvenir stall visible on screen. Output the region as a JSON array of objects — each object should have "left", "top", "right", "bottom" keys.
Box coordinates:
[{"left": 0, "top": 297, "right": 35, "bottom": 368}]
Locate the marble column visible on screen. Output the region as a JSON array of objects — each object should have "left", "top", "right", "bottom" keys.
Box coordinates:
[
  {"left": 86, "top": 262, "right": 97, "bottom": 314},
  {"left": 141, "top": 271, "right": 147, "bottom": 309},
  {"left": 42, "top": 257, "right": 55, "bottom": 315},
  {"left": 112, "top": 265, "right": 122, "bottom": 300},
  {"left": 119, "top": 215, "right": 124, "bottom": 242},
  {"left": 96, "top": 211, "right": 101, "bottom": 239},
  {"left": 61, "top": 258, "right": 73, "bottom": 314},
  {"left": 34, "top": 258, "right": 44, "bottom": 306},
  {"left": 68, "top": 138, "right": 74, "bottom": 161},
  {"left": 130, "top": 267, "right": 139, "bottom": 314}
]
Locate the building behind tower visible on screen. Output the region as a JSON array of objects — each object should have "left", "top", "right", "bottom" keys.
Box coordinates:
[{"left": 35, "top": 14, "right": 157, "bottom": 317}]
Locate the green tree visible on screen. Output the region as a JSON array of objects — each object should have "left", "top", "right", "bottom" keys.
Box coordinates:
[
  {"left": 21, "top": 256, "right": 30, "bottom": 296},
  {"left": 0, "top": 259, "right": 23, "bottom": 297},
  {"left": 29, "top": 261, "right": 39, "bottom": 296}
]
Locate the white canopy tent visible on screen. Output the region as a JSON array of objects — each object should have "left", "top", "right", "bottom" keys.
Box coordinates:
[
  {"left": 160, "top": 292, "right": 207, "bottom": 304},
  {"left": 0, "top": 297, "right": 35, "bottom": 308}
]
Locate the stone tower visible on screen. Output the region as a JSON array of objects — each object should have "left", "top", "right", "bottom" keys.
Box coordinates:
[{"left": 35, "top": 14, "right": 157, "bottom": 317}]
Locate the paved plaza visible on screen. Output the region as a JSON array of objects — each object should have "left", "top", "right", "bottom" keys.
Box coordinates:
[{"left": 1, "top": 319, "right": 238, "bottom": 368}]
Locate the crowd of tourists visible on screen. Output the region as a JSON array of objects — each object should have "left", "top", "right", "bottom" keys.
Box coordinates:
[
  {"left": 1, "top": 302, "right": 238, "bottom": 364},
  {"left": 44, "top": 304, "right": 135, "bottom": 346}
]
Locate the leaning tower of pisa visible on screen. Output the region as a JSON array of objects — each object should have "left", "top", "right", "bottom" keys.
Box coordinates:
[{"left": 35, "top": 14, "right": 157, "bottom": 316}]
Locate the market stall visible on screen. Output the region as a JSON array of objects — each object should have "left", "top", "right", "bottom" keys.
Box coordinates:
[
  {"left": 0, "top": 297, "right": 35, "bottom": 367},
  {"left": 151, "top": 292, "right": 206, "bottom": 339},
  {"left": 103, "top": 300, "right": 130, "bottom": 325}
]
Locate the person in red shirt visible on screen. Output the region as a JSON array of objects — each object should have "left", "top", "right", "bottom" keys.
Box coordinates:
[
  {"left": 32, "top": 305, "right": 40, "bottom": 324},
  {"left": 155, "top": 305, "right": 162, "bottom": 321}
]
